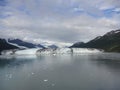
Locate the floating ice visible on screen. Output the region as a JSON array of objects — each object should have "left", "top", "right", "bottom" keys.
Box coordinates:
[
  {"left": 51, "top": 84, "right": 55, "bottom": 86},
  {"left": 31, "top": 72, "right": 35, "bottom": 75},
  {"left": 44, "top": 79, "right": 48, "bottom": 82},
  {"left": 9, "top": 74, "right": 12, "bottom": 79},
  {"left": 5, "top": 74, "right": 13, "bottom": 80}
]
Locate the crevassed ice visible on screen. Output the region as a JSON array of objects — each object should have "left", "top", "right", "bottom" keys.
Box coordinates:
[
  {"left": 36, "top": 48, "right": 72, "bottom": 55},
  {"left": 1, "top": 48, "right": 102, "bottom": 55},
  {"left": 72, "top": 48, "right": 101, "bottom": 53},
  {"left": 37, "top": 48, "right": 102, "bottom": 55},
  {"left": 1, "top": 48, "right": 41, "bottom": 55},
  {"left": 15, "top": 48, "right": 40, "bottom": 55}
]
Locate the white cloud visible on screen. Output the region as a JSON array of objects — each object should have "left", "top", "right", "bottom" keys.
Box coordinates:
[
  {"left": 113, "top": 8, "right": 120, "bottom": 12},
  {"left": 0, "top": 0, "right": 120, "bottom": 46},
  {"left": 73, "top": 7, "right": 84, "bottom": 12}
]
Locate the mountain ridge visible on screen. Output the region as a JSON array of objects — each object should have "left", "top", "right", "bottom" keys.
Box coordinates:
[
  {"left": 71, "top": 29, "right": 120, "bottom": 52},
  {"left": 8, "top": 39, "right": 45, "bottom": 49},
  {"left": 0, "top": 38, "right": 19, "bottom": 54}
]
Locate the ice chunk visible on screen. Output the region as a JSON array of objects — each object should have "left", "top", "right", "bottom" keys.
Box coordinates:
[
  {"left": 44, "top": 79, "right": 48, "bottom": 82},
  {"left": 51, "top": 84, "right": 55, "bottom": 86},
  {"left": 6, "top": 74, "right": 13, "bottom": 80},
  {"left": 31, "top": 72, "right": 35, "bottom": 75}
]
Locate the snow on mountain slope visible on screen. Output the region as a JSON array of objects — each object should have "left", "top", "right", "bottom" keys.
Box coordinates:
[
  {"left": 6, "top": 40, "right": 26, "bottom": 49},
  {"left": 8, "top": 39, "right": 45, "bottom": 48}
]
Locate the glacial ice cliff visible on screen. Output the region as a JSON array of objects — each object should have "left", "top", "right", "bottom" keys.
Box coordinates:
[
  {"left": 36, "top": 48, "right": 102, "bottom": 55},
  {"left": 1, "top": 48, "right": 40, "bottom": 55},
  {"left": 15, "top": 48, "right": 40, "bottom": 55},
  {"left": 1, "top": 48, "right": 102, "bottom": 55}
]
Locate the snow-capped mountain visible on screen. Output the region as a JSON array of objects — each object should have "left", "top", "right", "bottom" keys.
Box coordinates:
[
  {"left": 8, "top": 39, "right": 45, "bottom": 49},
  {"left": 71, "top": 29, "right": 120, "bottom": 52},
  {"left": 0, "top": 38, "right": 19, "bottom": 54},
  {"left": 47, "top": 45, "right": 58, "bottom": 49},
  {"left": 105, "top": 30, "right": 120, "bottom": 36}
]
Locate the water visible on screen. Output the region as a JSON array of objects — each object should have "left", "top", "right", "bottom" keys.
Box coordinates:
[{"left": 0, "top": 53, "right": 120, "bottom": 90}]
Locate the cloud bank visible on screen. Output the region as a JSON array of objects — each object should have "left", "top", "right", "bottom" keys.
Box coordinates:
[{"left": 0, "top": 0, "right": 120, "bottom": 46}]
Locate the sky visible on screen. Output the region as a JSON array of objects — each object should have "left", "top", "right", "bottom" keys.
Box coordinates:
[{"left": 0, "top": 0, "right": 120, "bottom": 46}]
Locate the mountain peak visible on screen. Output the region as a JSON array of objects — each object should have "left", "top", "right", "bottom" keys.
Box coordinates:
[
  {"left": 104, "top": 29, "right": 120, "bottom": 36},
  {"left": 0, "top": 38, "right": 19, "bottom": 54},
  {"left": 48, "top": 45, "right": 58, "bottom": 49}
]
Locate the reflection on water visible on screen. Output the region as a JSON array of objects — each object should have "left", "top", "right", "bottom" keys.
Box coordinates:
[
  {"left": 90, "top": 53, "right": 120, "bottom": 74},
  {"left": 0, "top": 53, "right": 120, "bottom": 90}
]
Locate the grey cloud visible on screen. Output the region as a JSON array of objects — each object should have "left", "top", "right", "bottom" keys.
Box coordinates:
[{"left": 0, "top": 0, "right": 120, "bottom": 46}]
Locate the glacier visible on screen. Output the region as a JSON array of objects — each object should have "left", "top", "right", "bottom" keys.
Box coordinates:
[
  {"left": 72, "top": 48, "right": 101, "bottom": 53},
  {"left": 36, "top": 48, "right": 72, "bottom": 55},
  {"left": 1, "top": 48, "right": 40, "bottom": 55},
  {"left": 36, "top": 48, "right": 102, "bottom": 55},
  {"left": 1, "top": 50, "right": 16, "bottom": 55},
  {"left": 15, "top": 48, "right": 40, "bottom": 55},
  {"left": 1, "top": 48, "right": 103, "bottom": 55}
]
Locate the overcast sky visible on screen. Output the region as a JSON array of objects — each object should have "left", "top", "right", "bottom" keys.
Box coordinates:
[{"left": 0, "top": 0, "right": 120, "bottom": 46}]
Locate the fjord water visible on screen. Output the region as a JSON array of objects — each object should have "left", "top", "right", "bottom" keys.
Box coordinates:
[{"left": 0, "top": 53, "right": 120, "bottom": 90}]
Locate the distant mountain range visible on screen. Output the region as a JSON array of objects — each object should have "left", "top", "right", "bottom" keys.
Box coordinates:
[
  {"left": 0, "top": 29, "right": 120, "bottom": 54},
  {"left": 0, "top": 38, "right": 59, "bottom": 54},
  {"left": 48, "top": 45, "right": 58, "bottom": 49},
  {"left": 71, "top": 29, "right": 120, "bottom": 52},
  {"left": 8, "top": 39, "right": 45, "bottom": 49}
]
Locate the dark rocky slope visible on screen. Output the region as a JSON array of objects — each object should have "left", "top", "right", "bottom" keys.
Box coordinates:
[
  {"left": 8, "top": 39, "right": 45, "bottom": 48},
  {"left": 71, "top": 29, "right": 120, "bottom": 52},
  {"left": 0, "top": 39, "right": 19, "bottom": 54}
]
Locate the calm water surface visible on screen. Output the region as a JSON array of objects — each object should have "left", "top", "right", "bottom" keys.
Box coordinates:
[{"left": 0, "top": 53, "right": 120, "bottom": 90}]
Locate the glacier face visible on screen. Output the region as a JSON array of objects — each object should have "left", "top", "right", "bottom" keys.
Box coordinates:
[
  {"left": 1, "top": 50, "right": 15, "bottom": 55},
  {"left": 36, "top": 48, "right": 102, "bottom": 55},
  {"left": 72, "top": 48, "right": 101, "bottom": 53},
  {"left": 36, "top": 48, "right": 72, "bottom": 55},
  {"left": 1, "top": 48, "right": 102, "bottom": 55},
  {"left": 15, "top": 48, "right": 40, "bottom": 55},
  {"left": 1, "top": 48, "right": 40, "bottom": 55}
]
